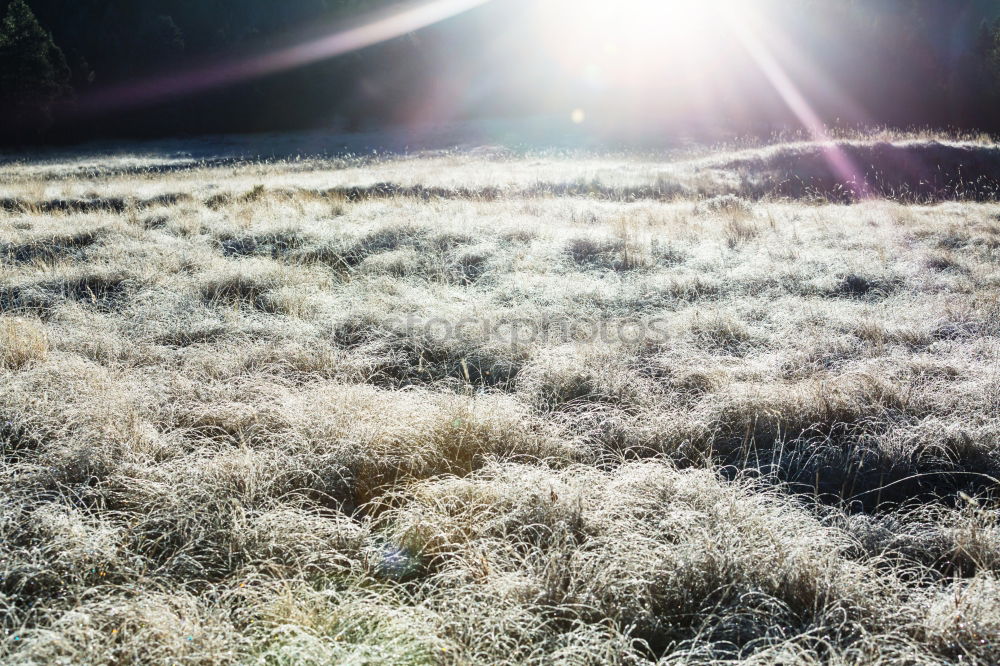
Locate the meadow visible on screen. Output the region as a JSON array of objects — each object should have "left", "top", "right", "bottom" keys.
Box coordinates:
[{"left": 2, "top": 135, "right": 1000, "bottom": 664}]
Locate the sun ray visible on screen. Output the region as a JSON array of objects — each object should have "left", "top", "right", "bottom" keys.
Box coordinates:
[
  {"left": 79, "top": 0, "right": 493, "bottom": 114},
  {"left": 720, "top": 6, "right": 870, "bottom": 197}
]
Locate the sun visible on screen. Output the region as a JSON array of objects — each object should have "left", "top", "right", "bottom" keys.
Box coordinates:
[
  {"left": 523, "top": 0, "right": 762, "bottom": 124},
  {"left": 535, "top": 0, "right": 744, "bottom": 62}
]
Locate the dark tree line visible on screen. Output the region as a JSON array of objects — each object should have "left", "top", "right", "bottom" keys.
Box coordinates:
[
  {"left": 776, "top": 0, "right": 1000, "bottom": 131},
  {"left": 2, "top": 0, "right": 1000, "bottom": 143},
  {"left": 0, "top": 0, "right": 412, "bottom": 141}
]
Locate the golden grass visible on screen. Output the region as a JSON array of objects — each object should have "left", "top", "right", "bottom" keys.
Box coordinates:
[{"left": 0, "top": 316, "right": 48, "bottom": 369}]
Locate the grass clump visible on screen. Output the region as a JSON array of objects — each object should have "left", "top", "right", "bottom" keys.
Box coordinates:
[{"left": 0, "top": 317, "right": 48, "bottom": 369}]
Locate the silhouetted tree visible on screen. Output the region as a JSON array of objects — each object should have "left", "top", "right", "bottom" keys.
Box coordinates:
[
  {"left": 979, "top": 21, "right": 1000, "bottom": 87},
  {"left": 0, "top": 0, "right": 70, "bottom": 136},
  {"left": 144, "top": 15, "right": 186, "bottom": 63}
]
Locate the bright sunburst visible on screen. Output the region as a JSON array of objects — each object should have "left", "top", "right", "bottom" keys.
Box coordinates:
[
  {"left": 534, "top": 0, "right": 748, "bottom": 71},
  {"left": 526, "top": 0, "right": 761, "bottom": 124}
]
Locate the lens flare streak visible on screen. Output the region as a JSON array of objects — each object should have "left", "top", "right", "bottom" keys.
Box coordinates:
[
  {"left": 722, "top": 10, "right": 870, "bottom": 197},
  {"left": 80, "top": 0, "right": 493, "bottom": 114}
]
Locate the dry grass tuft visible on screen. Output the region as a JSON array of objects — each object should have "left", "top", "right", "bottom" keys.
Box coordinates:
[{"left": 0, "top": 316, "right": 48, "bottom": 369}]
